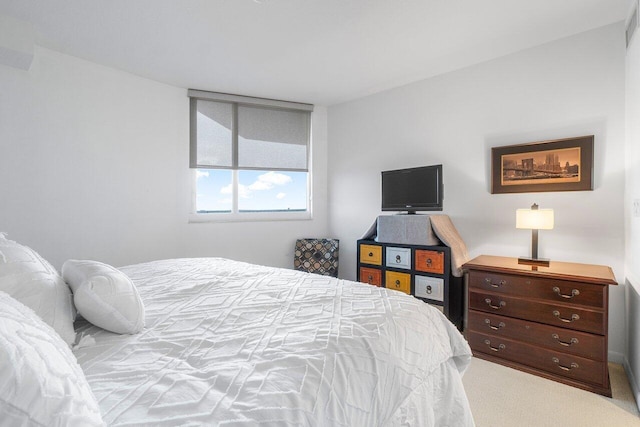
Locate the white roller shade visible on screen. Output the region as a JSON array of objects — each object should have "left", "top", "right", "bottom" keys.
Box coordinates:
[
  {"left": 192, "top": 99, "right": 233, "bottom": 168},
  {"left": 189, "top": 90, "right": 312, "bottom": 171},
  {"left": 238, "top": 105, "right": 309, "bottom": 171}
]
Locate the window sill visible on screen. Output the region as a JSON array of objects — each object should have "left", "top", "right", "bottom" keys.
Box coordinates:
[{"left": 188, "top": 210, "right": 312, "bottom": 223}]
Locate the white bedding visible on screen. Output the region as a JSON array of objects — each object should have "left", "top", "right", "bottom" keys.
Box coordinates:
[{"left": 73, "top": 258, "right": 474, "bottom": 426}]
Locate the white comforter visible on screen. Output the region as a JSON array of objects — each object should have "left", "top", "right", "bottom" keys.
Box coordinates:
[{"left": 74, "top": 258, "right": 474, "bottom": 426}]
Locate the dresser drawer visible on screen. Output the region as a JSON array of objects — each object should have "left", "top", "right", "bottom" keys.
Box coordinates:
[
  {"left": 468, "top": 331, "right": 608, "bottom": 387},
  {"left": 468, "top": 271, "right": 606, "bottom": 309},
  {"left": 359, "top": 267, "right": 382, "bottom": 287},
  {"left": 469, "top": 290, "right": 605, "bottom": 335},
  {"left": 415, "top": 250, "right": 445, "bottom": 274},
  {"left": 385, "top": 271, "right": 411, "bottom": 295},
  {"left": 468, "top": 310, "right": 606, "bottom": 361},
  {"left": 385, "top": 247, "right": 411, "bottom": 270},
  {"left": 414, "top": 275, "right": 444, "bottom": 301},
  {"left": 359, "top": 244, "right": 382, "bottom": 266}
]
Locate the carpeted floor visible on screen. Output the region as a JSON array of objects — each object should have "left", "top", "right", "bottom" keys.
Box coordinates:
[{"left": 462, "top": 357, "right": 640, "bottom": 426}]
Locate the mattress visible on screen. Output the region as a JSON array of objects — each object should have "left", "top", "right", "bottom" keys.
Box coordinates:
[{"left": 73, "top": 258, "right": 474, "bottom": 426}]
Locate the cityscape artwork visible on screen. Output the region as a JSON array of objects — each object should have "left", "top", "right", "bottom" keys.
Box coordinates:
[
  {"left": 501, "top": 146, "right": 581, "bottom": 186},
  {"left": 491, "top": 135, "right": 594, "bottom": 194}
]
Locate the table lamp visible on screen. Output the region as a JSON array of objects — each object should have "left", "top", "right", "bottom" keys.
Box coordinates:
[{"left": 516, "top": 203, "right": 554, "bottom": 267}]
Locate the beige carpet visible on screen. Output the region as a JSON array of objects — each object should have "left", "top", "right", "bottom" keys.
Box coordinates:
[{"left": 462, "top": 357, "right": 640, "bottom": 426}]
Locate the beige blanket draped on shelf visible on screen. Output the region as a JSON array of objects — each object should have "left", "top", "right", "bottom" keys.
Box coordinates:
[{"left": 362, "top": 214, "right": 470, "bottom": 277}]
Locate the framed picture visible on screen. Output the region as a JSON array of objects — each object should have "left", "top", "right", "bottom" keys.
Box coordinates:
[{"left": 491, "top": 135, "right": 594, "bottom": 194}]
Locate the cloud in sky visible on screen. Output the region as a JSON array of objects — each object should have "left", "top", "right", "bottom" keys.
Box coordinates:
[
  {"left": 221, "top": 183, "right": 250, "bottom": 198},
  {"left": 248, "top": 171, "right": 292, "bottom": 191},
  {"left": 196, "top": 170, "right": 209, "bottom": 180},
  {"left": 220, "top": 171, "right": 292, "bottom": 198},
  {"left": 276, "top": 192, "right": 286, "bottom": 199},
  {"left": 238, "top": 184, "right": 250, "bottom": 198}
]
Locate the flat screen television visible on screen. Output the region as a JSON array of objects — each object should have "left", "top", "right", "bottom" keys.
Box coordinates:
[{"left": 381, "top": 164, "right": 443, "bottom": 213}]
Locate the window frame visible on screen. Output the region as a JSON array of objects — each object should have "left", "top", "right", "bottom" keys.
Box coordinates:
[{"left": 187, "top": 90, "right": 313, "bottom": 222}]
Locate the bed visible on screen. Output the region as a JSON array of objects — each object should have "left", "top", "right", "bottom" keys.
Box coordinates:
[{"left": 0, "top": 235, "right": 474, "bottom": 426}]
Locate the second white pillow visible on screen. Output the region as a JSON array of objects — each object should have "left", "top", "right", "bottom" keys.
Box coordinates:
[{"left": 62, "top": 259, "right": 145, "bottom": 334}]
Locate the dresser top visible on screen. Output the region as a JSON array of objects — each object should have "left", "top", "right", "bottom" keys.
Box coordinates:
[{"left": 463, "top": 255, "right": 617, "bottom": 285}]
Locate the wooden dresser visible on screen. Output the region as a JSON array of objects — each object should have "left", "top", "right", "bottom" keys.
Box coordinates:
[{"left": 463, "top": 255, "right": 617, "bottom": 396}]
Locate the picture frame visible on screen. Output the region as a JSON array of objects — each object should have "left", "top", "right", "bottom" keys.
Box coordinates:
[{"left": 491, "top": 135, "right": 594, "bottom": 194}]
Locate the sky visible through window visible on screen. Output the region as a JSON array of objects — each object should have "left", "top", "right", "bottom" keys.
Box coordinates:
[{"left": 196, "top": 169, "right": 308, "bottom": 212}]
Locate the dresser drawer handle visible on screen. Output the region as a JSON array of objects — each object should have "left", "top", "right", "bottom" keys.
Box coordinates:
[
  {"left": 395, "top": 255, "right": 401, "bottom": 263},
  {"left": 552, "top": 310, "right": 580, "bottom": 323},
  {"left": 551, "top": 334, "right": 579, "bottom": 346},
  {"left": 484, "top": 318, "right": 506, "bottom": 330},
  {"left": 552, "top": 357, "right": 579, "bottom": 371},
  {"left": 394, "top": 280, "right": 401, "bottom": 287},
  {"left": 485, "top": 277, "right": 506, "bottom": 288},
  {"left": 484, "top": 339, "right": 506, "bottom": 352},
  {"left": 426, "top": 258, "right": 432, "bottom": 266},
  {"left": 367, "top": 274, "right": 374, "bottom": 283},
  {"left": 552, "top": 287, "right": 580, "bottom": 299},
  {"left": 368, "top": 252, "right": 374, "bottom": 257},
  {"left": 484, "top": 298, "right": 506, "bottom": 310}
]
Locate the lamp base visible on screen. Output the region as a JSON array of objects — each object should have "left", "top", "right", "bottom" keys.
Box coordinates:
[{"left": 518, "top": 257, "right": 550, "bottom": 267}]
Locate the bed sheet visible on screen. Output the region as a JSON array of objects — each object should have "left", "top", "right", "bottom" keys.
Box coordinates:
[{"left": 73, "top": 258, "right": 474, "bottom": 426}]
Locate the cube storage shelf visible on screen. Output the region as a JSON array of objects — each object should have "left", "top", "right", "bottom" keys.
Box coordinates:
[{"left": 356, "top": 239, "right": 463, "bottom": 330}]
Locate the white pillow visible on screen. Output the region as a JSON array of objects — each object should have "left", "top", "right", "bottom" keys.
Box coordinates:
[
  {"left": 62, "top": 259, "right": 145, "bottom": 334},
  {"left": 0, "top": 234, "right": 76, "bottom": 345},
  {"left": 0, "top": 291, "right": 105, "bottom": 426}
]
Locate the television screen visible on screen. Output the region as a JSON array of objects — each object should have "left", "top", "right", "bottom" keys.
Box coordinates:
[{"left": 381, "top": 164, "right": 443, "bottom": 213}]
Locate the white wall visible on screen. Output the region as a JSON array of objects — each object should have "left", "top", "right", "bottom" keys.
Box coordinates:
[
  {"left": 0, "top": 46, "right": 329, "bottom": 270},
  {"left": 625, "top": 1, "right": 640, "bottom": 408},
  {"left": 328, "top": 23, "right": 626, "bottom": 359}
]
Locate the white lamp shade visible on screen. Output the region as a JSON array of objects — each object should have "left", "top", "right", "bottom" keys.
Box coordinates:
[{"left": 516, "top": 208, "right": 554, "bottom": 230}]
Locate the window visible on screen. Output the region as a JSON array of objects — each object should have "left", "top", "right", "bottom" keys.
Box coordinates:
[{"left": 188, "top": 90, "right": 313, "bottom": 220}]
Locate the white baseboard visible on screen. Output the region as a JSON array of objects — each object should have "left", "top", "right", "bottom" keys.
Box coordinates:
[{"left": 610, "top": 351, "right": 625, "bottom": 365}]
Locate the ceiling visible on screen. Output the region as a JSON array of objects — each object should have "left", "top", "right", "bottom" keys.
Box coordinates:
[{"left": 0, "top": 0, "right": 632, "bottom": 106}]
